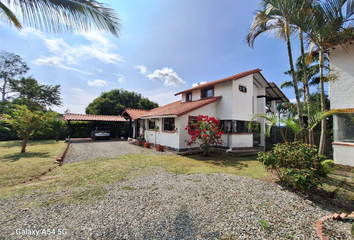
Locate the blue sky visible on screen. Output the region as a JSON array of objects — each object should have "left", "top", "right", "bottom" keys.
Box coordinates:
[{"left": 0, "top": 0, "right": 308, "bottom": 114}]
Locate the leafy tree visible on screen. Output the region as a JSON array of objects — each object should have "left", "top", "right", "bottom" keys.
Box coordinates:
[
  {"left": 0, "top": 51, "right": 29, "bottom": 101},
  {"left": 185, "top": 115, "right": 223, "bottom": 156},
  {"left": 4, "top": 105, "right": 51, "bottom": 152},
  {"left": 0, "top": 0, "right": 121, "bottom": 37},
  {"left": 246, "top": 0, "right": 307, "bottom": 142},
  {"left": 85, "top": 89, "right": 159, "bottom": 115},
  {"left": 9, "top": 76, "right": 62, "bottom": 110}
]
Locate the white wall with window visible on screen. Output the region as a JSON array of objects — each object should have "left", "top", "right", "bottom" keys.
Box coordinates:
[{"left": 329, "top": 43, "right": 354, "bottom": 166}]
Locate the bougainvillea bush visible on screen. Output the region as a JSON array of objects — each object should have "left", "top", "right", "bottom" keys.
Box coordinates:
[
  {"left": 185, "top": 115, "right": 223, "bottom": 156},
  {"left": 257, "top": 142, "right": 332, "bottom": 191}
]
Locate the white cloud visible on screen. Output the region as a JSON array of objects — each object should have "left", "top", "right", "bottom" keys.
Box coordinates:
[
  {"left": 30, "top": 31, "right": 123, "bottom": 73},
  {"left": 87, "top": 79, "right": 107, "bottom": 87},
  {"left": 192, "top": 81, "right": 207, "bottom": 87},
  {"left": 289, "top": 98, "right": 297, "bottom": 103},
  {"left": 147, "top": 67, "right": 186, "bottom": 87},
  {"left": 72, "top": 87, "right": 83, "bottom": 92},
  {"left": 113, "top": 73, "right": 126, "bottom": 83},
  {"left": 136, "top": 65, "right": 148, "bottom": 75}
]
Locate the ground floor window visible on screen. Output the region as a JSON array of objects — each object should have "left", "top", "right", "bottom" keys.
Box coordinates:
[
  {"left": 148, "top": 119, "right": 156, "bottom": 130},
  {"left": 219, "top": 120, "right": 251, "bottom": 133},
  {"left": 334, "top": 113, "right": 354, "bottom": 142},
  {"left": 163, "top": 118, "right": 175, "bottom": 131}
]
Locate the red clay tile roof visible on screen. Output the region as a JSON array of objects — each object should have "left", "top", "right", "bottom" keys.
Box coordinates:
[
  {"left": 121, "top": 108, "right": 151, "bottom": 120},
  {"left": 141, "top": 96, "right": 222, "bottom": 118},
  {"left": 175, "top": 69, "right": 262, "bottom": 96},
  {"left": 63, "top": 113, "right": 126, "bottom": 122}
]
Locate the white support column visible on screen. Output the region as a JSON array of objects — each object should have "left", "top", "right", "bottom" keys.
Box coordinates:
[{"left": 270, "top": 100, "right": 276, "bottom": 114}]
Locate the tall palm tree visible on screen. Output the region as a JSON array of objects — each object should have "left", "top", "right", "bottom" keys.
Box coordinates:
[
  {"left": 247, "top": 0, "right": 306, "bottom": 142},
  {"left": 305, "top": 0, "right": 354, "bottom": 155},
  {"left": 0, "top": 0, "right": 121, "bottom": 36}
]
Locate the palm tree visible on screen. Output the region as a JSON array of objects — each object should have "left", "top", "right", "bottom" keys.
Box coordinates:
[
  {"left": 247, "top": 0, "right": 307, "bottom": 142},
  {"left": 304, "top": 0, "right": 354, "bottom": 155},
  {"left": 0, "top": 0, "right": 121, "bottom": 36}
]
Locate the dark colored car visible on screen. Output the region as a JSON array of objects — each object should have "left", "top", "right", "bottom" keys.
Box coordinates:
[{"left": 91, "top": 127, "right": 110, "bottom": 140}]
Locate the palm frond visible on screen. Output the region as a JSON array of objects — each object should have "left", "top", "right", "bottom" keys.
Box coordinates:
[
  {"left": 0, "top": 1, "right": 21, "bottom": 29},
  {"left": 2, "top": 0, "right": 121, "bottom": 36}
]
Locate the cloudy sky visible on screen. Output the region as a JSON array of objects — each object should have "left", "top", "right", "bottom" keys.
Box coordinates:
[{"left": 0, "top": 0, "right": 310, "bottom": 114}]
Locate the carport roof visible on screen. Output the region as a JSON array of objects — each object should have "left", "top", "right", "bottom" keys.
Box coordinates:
[{"left": 63, "top": 113, "right": 126, "bottom": 122}]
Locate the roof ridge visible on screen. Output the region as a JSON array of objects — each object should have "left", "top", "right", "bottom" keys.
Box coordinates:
[{"left": 175, "top": 69, "right": 262, "bottom": 96}]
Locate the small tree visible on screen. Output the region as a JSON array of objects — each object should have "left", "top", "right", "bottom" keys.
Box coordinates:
[
  {"left": 4, "top": 105, "right": 49, "bottom": 152},
  {"left": 185, "top": 115, "right": 223, "bottom": 156}
]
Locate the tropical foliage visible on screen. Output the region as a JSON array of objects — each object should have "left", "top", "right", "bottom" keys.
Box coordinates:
[
  {"left": 0, "top": 0, "right": 121, "bottom": 36},
  {"left": 185, "top": 115, "right": 223, "bottom": 156},
  {"left": 258, "top": 142, "right": 333, "bottom": 191}
]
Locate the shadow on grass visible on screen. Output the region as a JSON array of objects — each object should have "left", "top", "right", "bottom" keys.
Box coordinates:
[
  {"left": 2, "top": 152, "right": 51, "bottom": 162},
  {"left": 0, "top": 140, "right": 60, "bottom": 148},
  {"left": 184, "top": 153, "right": 257, "bottom": 170}
]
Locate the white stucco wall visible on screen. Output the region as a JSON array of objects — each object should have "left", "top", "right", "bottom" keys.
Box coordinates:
[
  {"left": 143, "top": 118, "right": 180, "bottom": 149},
  {"left": 329, "top": 44, "right": 354, "bottom": 110},
  {"left": 214, "top": 82, "right": 233, "bottom": 119},
  {"left": 232, "top": 75, "right": 254, "bottom": 120},
  {"left": 333, "top": 144, "right": 354, "bottom": 167}
]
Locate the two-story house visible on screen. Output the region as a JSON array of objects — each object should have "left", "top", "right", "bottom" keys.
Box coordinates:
[
  {"left": 124, "top": 69, "right": 288, "bottom": 152},
  {"left": 328, "top": 41, "right": 354, "bottom": 166}
]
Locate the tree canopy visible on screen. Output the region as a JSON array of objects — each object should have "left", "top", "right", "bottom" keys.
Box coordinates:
[
  {"left": 85, "top": 89, "right": 159, "bottom": 115},
  {"left": 9, "top": 77, "right": 62, "bottom": 110},
  {"left": 0, "top": 51, "right": 29, "bottom": 101}
]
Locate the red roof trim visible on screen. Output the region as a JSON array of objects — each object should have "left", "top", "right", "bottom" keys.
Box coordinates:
[
  {"left": 121, "top": 108, "right": 151, "bottom": 120},
  {"left": 175, "top": 69, "right": 262, "bottom": 96},
  {"left": 63, "top": 113, "right": 126, "bottom": 122},
  {"left": 141, "top": 96, "right": 222, "bottom": 118}
]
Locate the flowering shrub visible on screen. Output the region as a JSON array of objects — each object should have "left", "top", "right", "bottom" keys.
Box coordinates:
[{"left": 185, "top": 115, "right": 223, "bottom": 156}]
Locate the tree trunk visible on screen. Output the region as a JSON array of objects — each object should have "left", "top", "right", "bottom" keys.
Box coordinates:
[
  {"left": 1, "top": 74, "right": 8, "bottom": 101},
  {"left": 318, "top": 50, "right": 326, "bottom": 156},
  {"left": 285, "top": 25, "right": 305, "bottom": 142},
  {"left": 21, "top": 136, "right": 29, "bottom": 153},
  {"left": 299, "top": 29, "right": 313, "bottom": 145}
]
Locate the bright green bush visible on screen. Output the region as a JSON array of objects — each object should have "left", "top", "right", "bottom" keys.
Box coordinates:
[{"left": 258, "top": 142, "right": 329, "bottom": 191}]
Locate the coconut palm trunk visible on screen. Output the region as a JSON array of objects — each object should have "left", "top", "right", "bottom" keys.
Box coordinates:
[
  {"left": 299, "top": 28, "right": 313, "bottom": 145},
  {"left": 285, "top": 21, "right": 306, "bottom": 142},
  {"left": 318, "top": 49, "right": 326, "bottom": 155}
]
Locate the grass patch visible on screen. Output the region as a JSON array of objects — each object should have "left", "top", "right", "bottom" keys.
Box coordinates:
[
  {"left": 0, "top": 140, "right": 67, "bottom": 188},
  {"left": 122, "top": 186, "right": 135, "bottom": 191},
  {"left": 260, "top": 219, "right": 271, "bottom": 230}
]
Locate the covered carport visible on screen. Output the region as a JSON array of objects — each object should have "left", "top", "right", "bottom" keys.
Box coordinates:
[{"left": 63, "top": 113, "right": 126, "bottom": 141}]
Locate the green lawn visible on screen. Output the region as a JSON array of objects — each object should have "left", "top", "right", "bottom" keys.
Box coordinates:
[
  {"left": 0, "top": 140, "right": 67, "bottom": 189},
  {"left": 0, "top": 140, "right": 269, "bottom": 206}
]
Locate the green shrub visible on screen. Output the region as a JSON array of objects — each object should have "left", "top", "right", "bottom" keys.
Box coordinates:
[{"left": 258, "top": 142, "right": 328, "bottom": 191}]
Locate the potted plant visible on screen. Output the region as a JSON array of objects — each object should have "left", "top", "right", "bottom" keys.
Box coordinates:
[
  {"left": 137, "top": 133, "right": 144, "bottom": 146},
  {"left": 144, "top": 132, "right": 151, "bottom": 148},
  {"left": 156, "top": 144, "right": 164, "bottom": 152}
]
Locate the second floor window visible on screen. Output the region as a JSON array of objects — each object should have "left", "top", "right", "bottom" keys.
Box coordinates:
[
  {"left": 201, "top": 88, "right": 214, "bottom": 98},
  {"left": 186, "top": 93, "right": 192, "bottom": 101}
]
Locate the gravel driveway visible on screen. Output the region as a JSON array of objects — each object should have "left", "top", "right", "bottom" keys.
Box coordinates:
[
  {"left": 0, "top": 142, "right": 352, "bottom": 239},
  {"left": 64, "top": 141, "right": 175, "bottom": 164}
]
